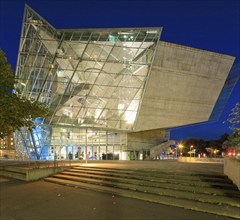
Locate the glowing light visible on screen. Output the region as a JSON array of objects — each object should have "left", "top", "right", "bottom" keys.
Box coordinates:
[
  {"left": 95, "top": 109, "right": 102, "bottom": 118},
  {"left": 78, "top": 118, "right": 83, "bottom": 124},
  {"left": 146, "top": 30, "right": 158, "bottom": 34},
  {"left": 87, "top": 131, "right": 95, "bottom": 137},
  {"left": 118, "top": 104, "right": 125, "bottom": 110},
  {"left": 178, "top": 144, "right": 184, "bottom": 149},
  {"left": 126, "top": 112, "right": 136, "bottom": 124},
  {"left": 57, "top": 70, "right": 65, "bottom": 77},
  {"left": 63, "top": 109, "right": 72, "bottom": 118}
]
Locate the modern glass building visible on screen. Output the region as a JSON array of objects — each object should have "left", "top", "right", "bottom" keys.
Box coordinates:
[{"left": 14, "top": 5, "right": 236, "bottom": 161}]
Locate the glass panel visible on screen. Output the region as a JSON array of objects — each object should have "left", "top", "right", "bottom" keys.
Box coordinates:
[{"left": 15, "top": 5, "right": 162, "bottom": 131}]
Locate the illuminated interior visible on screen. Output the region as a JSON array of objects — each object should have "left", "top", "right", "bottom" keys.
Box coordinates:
[
  {"left": 14, "top": 6, "right": 233, "bottom": 161},
  {"left": 14, "top": 5, "right": 161, "bottom": 160}
]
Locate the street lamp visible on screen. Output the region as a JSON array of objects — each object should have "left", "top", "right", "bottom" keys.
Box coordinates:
[
  {"left": 190, "top": 145, "right": 194, "bottom": 157},
  {"left": 178, "top": 144, "right": 184, "bottom": 157},
  {"left": 213, "top": 149, "right": 219, "bottom": 157}
]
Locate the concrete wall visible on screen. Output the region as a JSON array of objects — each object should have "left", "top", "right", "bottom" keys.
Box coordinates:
[
  {"left": 150, "top": 140, "right": 175, "bottom": 159},
  {"left": 224, "top": 157, "right": 240, "bottom": 190},
  {"left": 127, "top": 128, "right": 165, "bottom": 151},
  {"left": 134, "top": 41, "right": 235, "bottom": 131},
  {"left": 0, "top": 165, "right": 69, "bottom": 181},
  {"left": 26, "top": 167, "right": 67, "bottom": 181}
]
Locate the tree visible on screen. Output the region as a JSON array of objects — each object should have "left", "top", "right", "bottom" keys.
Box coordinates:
[
  {"left": 182, "top": 136, "right": 227, "bottom": 156},
  {"left": 222, "top": 102, "right": 240, "bottom": 151},
  {"left": 227, "top": 102, "right": 240, "bottom": 131},
  {"left": 219, "top": 133, "right": 229, "bottom": 144},
  {"left": 182, "top": 138, "right": 207, "bottom": 156},
  {"left": 206, "top": 148, "right": 219, "bottom": 157},
  {"left": 222, "top": 129, "right": 240, "bottom": 151},
  {"left": 0, "top": 49, "right": 49, "bottom": 139}
]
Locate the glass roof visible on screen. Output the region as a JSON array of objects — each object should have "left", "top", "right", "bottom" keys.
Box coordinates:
[{"left": 15, "top": 5, "right": 162, "bottom": 131}]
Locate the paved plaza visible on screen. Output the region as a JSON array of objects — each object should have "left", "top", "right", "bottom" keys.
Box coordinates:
[
  {"left": 0, "top": 159, "right": 224, "bottom": 174},
  {"left": 1, "top": 160, "right": 236, "bottom": 220}
]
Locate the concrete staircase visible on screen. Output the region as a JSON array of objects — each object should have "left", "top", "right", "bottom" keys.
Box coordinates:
[
  {"left": 0, "top": 163, "right": 69, "bottom": 181},
  {"left": 44, "top": 166, "right": 240, "bottom": 219},
  {"left": 0, "top": 165, "right": 27, "bottom": 180}
]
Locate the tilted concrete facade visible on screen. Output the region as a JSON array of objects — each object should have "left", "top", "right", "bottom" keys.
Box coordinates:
[{"left": 134, "top": 41, "right": 235, "bottom": 131}]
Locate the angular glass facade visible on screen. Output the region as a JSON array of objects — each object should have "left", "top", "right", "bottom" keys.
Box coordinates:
[
  {"left": 14, "top": 5, "right": 162, "bottom": 160},
  {"left": 209, "top": 64, "right": 240, "bottom": 122},
  {"left": 14, "top": 121, "right": 51, "bottom": 160}
]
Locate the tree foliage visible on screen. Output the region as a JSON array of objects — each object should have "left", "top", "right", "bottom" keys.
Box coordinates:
[
  {"left": 0, "top": 49, "right": 49, "bottom": 139},
  {"left": 222, "top": 128, "right": 240, "bottom": 150},
  {"left": 181, "top": 133, "right": 229, "bottom": 157},
  {"left": 222, "top": 102, "right": 240, "bottom": 150},
  {"left": 227, "top": 102, "right": 240, "bottom": 131}
]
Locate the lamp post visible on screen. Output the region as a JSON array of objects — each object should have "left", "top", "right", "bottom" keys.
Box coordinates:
[
  {"left": 190, "top": 145, "right": 194, "bottom": 158},
  {"left": 178, "top": 144, "right": 183, "bottom": 157}
]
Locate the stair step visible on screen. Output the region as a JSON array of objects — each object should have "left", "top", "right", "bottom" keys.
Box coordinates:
[
  {"left": 54, "top": 173, "right": 240, "bottom": 208},
  {"left": 3, "top": 166, "right": 28, "bottom": 174},
  {"left": 44, "top": 176, "right": 240, "bottom": 219},
  {"left": 61, "top": 171, "right": 240, "bottom": 198},
  {"left": 74, "top": 166, "right": 229, "bottom": 181},
  {"left": 68, "top": 168, "right": 236, "bottom": 189},
  {"left": 0, "top": 170, "right": 26, "bottom": 181}
]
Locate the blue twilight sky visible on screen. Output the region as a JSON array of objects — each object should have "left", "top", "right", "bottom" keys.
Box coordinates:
[{"left": 0, "top": 0, "right": 239, "bottom": 141}]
